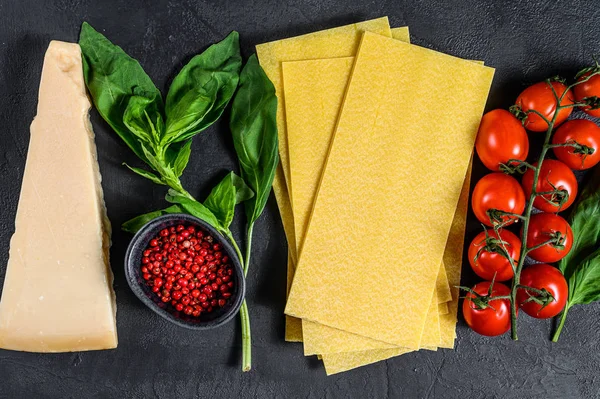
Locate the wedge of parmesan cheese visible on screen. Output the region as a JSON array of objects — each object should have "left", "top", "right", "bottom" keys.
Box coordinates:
[{"left": 0, "top": 41, "right": 117, "bottom": 352}]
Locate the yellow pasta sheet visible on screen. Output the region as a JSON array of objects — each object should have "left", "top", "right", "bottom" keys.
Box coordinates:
[
  {"left": 283, "top": 53, "right": 442, "bottom": 354},
  {"left": 437, "top": 263, "right": 452, "bottom": 303},
  {"left": 439, "top": 302, "right": 449, "bottom": 315},
  {"left": 279, "top": 26, "right": 450, "bottom": 350},
  {"left": 284, "top": 28, "right": 478, "bottom": 366},
  {"left": 440, "top": 160, "right": 473, "bottom": 348},
  {"left": 256, "top": 17, "right": 393, "bottom": 342},
  {"left": 321, "top": 289, "right": 441, "bottom": 375},
  {"left": 321, "top": 163, "right": 473, "bottom": 374},
  {"left": 283, "top": 29, "right": 462, "bottom": 356},
  {"left": 285, "top": 32, "right": 494, "bottom": 347}
]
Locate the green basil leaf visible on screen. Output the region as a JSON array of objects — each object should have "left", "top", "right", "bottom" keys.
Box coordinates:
[
  {"left": 229, "top": 54, "right": 279, "bottom": 225},
  {"left": 121, "top": 205, "right": 182, "bottom": 233},
  {"left": 231, "top": 173, "right": 254, "bottom": 203},
  {"left": 204, "top": 173, "right": 237, "bottom": 229},
  {"left": 165, "top": 189, "right": 222, "bottom": 232},
  {"left": 123, "top": 92, "right": 164, "bottom": 144},
  {"left": 79, "top": 22, "right": 164, "bottom": 165},
  {"left": 140, "top": 143, "right": 170, "bottom": 178},
  {"left": 123, "top": 163, "right": 164, "bottom": 185},
  {"left": 568, "top": 248, "right": 600, "bottom": 305},
  {"left": 559, "top": 167, "right": 600, "bottom": 280},
  {"left": 203, "top": 172, "right": 253, "bottom": 229},
  {"left": 164, "top": 31, "right": 241, "bottom": 144},
  {"left": 171, "top": 140, "right": 193, "bottom": 178}
]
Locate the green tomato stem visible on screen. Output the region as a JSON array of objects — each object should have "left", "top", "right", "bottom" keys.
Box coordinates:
[
  {"left": 509, "top": 113, "right": 554, "bottom": 341},
  {"left": 508, "top": 72, "right": 599, "bottom": 341}
]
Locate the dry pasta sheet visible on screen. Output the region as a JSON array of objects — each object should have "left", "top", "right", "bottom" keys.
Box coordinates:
[
  {"left": 285, "top": 32, "right": 494, "bottom": 348},
  {"left": 255, "top": 17, "right": 393, "bottom": 342}
]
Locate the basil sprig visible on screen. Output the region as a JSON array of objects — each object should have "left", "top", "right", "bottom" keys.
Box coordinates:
[
  {"left": 80, "top": 23, "right": 278, "bottom": 372},
  {"left": 80, "top": 22, "right": 241, "bottom": 197},
  {"left": 554, "top": 167, "right": 600, "bottom": 341}
]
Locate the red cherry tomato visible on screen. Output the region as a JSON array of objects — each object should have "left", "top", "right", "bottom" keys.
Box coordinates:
[
  {"left": 525, "top": 213, "right": 573, "bottom": 263},
  {"left": 475, "top": 109, "right": 529, "bottom": 171},
  {"left": 516, "top": 264, "right": 568, "bottom": 319},
  {"left": 552, "top": 119, "right": 600, "bottom": 170},
  {"left": 463, "top": 281, "right": 512, "bottom": 337},
  {"left": 472, "top": 173, "right": 526, "bottom": 227},
  {"left": 573, "top": 71, "right": 600, "bottom": 117},
  {"left": 515, "top": 81, "right": 574, "bottom": 132},
  {"left": 521, "top": 159, "right": 578, "bottom": 213},
  {"left": 468, "top": 229, "right": 521, "bottom": 281}
]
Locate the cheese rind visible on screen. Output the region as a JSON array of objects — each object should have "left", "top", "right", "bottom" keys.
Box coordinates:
[{"left": 0, "top": 41, "right": 117, "bottom": 352}]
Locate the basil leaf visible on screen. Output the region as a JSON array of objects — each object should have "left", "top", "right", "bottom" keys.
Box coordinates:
[
  {"left": 229, "top": 55, "right": 279, "bottom": 225},
  {"left": 568, "top": 248, "right": 600, "bottom": 305},
  {"left": 123, "top": 164, "right": 164, "bottom": 185},
  {"left": 171, "top": 140, "right": 193, "bottom": 178},
  {"left": 140, "top": 143, "right": 171, "bottom": 179},
  {"left": 204, "top": 172, "right": 254, "bottom": 229},
  {"left": 559, "top": 167, "right": 600, "bottom": 280},
  {"left": 204, "top": 174, "right": 236, "bottom": 229},
  {"left": 165, "top": 189, "right": 222, "bottom": 232},
  {"left": 164, "top": 31, "right": 241, "bottom": 144},
  {"left": 121, "top": 205, "right": 182, "bottom": 233},
  {"left": 79, "top": 22, "right": 163, "bottom": 165},
  {"left": 231, "top": 173, "right": 254, "bottom": 203},
  {"left": 123, "top": 92, "right": 164, "bottom": 144}
]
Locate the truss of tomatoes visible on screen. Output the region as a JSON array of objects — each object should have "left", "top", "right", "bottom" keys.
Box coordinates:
[{"left": 465, "top": 76, "right": 600, "bottom": 337}]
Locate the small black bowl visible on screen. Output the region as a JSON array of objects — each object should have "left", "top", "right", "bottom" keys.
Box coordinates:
[{"left": 124, "top": 213, "right": 245, "bottom": 330}]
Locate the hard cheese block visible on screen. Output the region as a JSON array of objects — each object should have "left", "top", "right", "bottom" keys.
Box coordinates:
[
  {"left": 0, "top": 41, "right": 118, "bottom": 352},
  {"left": 255, "top": 17, "right": 393, "bottom": 342},
  {"left": 283, "top": 54, "right": 444, "bottom": 354},
  {"left": 285, "top": 32, "right": 494, "bottom": 347}
]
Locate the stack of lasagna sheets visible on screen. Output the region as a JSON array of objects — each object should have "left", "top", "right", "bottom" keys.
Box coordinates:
[{"left": 256, "top": 17, "right": 494, "bottom": 375}]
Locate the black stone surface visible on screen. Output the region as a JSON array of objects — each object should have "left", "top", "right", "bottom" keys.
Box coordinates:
[{"left": 0, "top": 1, "right": 599, "bottom": 398}]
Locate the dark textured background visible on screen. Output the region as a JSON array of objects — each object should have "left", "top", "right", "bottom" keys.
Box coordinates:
[{"left": 0, "top": 1, "right": 599, "bottom": 398}]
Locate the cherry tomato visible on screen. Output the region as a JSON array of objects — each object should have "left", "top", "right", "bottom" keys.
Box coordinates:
[
  {"left": 515, "top": 81, "right": 574, "bottom": 132},
  {"left": 475, "top": 109, "right": 529, "bottom": 171},
  {"left": 525, "top": 213, "right": 573, "bottom": 263},
  {"left": 472, "top": 173, "right": 526, "bottom": 227},
  {"left": 573, "top": 71, "right": 600, "bottom": 117},
  {"left": 516, "top": 264, "right": 568, "bottom": 319},
  {"left": 468, "top": 229, "right": 521, "bottom": 281},
  {"left": 463, "top": 281, "right": 512, "bottom": 337},
  {"left": 521, "top": 159, "right": 578, "bottom": 213},
  {"left": 552, "top": 119, "right": 600, "bottom": 170}
]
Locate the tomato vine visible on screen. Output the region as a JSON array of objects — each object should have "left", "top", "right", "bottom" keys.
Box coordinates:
[{"left": 498, "top": 69, "right": 600, "bottom": 339}]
